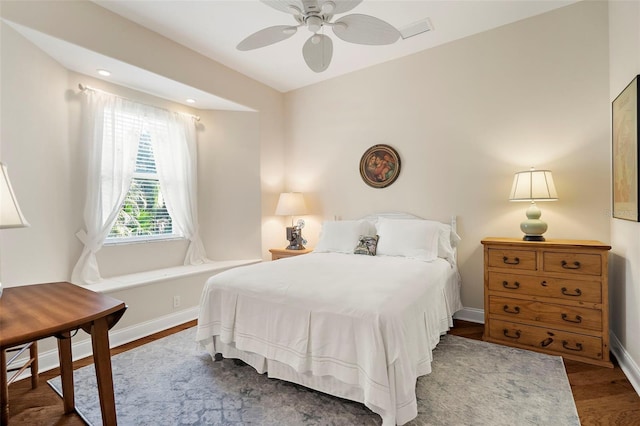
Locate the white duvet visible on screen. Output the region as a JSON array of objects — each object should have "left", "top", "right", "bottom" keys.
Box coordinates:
[{"left": 196, "top": 252, "right": 462, "bottom": 425}]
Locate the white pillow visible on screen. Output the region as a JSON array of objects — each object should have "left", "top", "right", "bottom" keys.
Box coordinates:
[
  {"left": 436, "top": 223, "right": 461, "bottom": 264},
  {"left": 375, "top": 218, "right": 440, "bottom": 262},
  {"left": 314, "top": 220, "right": 376, "bottom": 253}
]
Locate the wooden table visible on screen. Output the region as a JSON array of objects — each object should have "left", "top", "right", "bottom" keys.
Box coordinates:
[
  {"left": 268, "top": 247, "right": 313, "bottom": 260},
  {"left": 0, "top": 282, "right": 127, "bottom": 425}
]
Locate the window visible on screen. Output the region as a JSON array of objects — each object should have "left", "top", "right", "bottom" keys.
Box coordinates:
[
  {"left": 72, "top": 89, "right": 207, "bottom": 284},
  {"left": 107, "top": 131, "right": 182, "bottom": 243}
]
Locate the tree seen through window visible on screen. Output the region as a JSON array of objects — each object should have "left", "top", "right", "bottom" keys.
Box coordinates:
[{"left": 108, "top": 132, "right": 175, "bottom": 239}]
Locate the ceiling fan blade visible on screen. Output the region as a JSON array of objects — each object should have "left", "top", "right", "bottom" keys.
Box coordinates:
[
  {"left": 321, "top": 0, "right": 363, "bottom": 15},
  {"left": 260, "top": 0, "right": 362, "bottom": 16},
  {"left": 260, "top": 0, "right": 304, "bottom": 15},
  {"left": 301, "top": 0, "right": 320, "bottom": 14},
  {"left": 237, "top": 25, "right": 297, "bottom": 51},
  {"left": 303, "top": 34, "right": 333, "bottom": 73},
  {"left": 298, "top": 0, "right": 361, "bottom": 16},
  {"left": 333, "top": 14, "right": 400, "bottom": 45}
]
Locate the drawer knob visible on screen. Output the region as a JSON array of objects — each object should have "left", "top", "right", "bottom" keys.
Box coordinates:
[
  {"left": 540, "top": 337, "right": 554, "bottom": 348},
  {"left": 502, "top": 281, "right": 520, "bottom": 290},
  {"left": 562, "top": 341, "right": 584, "bottom": 352},
  {"left": 561, "top": 287, "right": 582, "bottom": 297},
  {"left": 503, "top": 329, "right": 521, "bottom": 339},
  {"left": 502, "top": 305, "right": 520, "bottom": 314},
  {"left": 561, "top": 260, "right": 581, "bottom": 270},
  {"left": 561, "top": 313, "right": 582, "bottom": 324},
  {"left": 502, "top": 256, "right": 520, "bottom": 265}
]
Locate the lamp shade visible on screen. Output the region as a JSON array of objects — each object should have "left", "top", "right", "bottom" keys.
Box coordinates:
[
  {"left": 0, "top": 162, "right": 29, "bottom": 229},
  {"left": 509, "top": 168, "right": 558, "bottom": 202},
  {"left": 275, "top": 192, "right": 307, "bottom": 216}
]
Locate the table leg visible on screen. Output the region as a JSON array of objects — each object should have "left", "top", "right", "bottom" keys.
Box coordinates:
[
  {"left": 30, "top": 342, "right": 38, "bottom": 389},
  {"left": 57, "top": 331, "right": 75, "bottom": 414},
  {"left": 1, "top": 349, "right": 8, "bottom": 425},
  {"left": 91, "top": 316, "right": 117, "bottom": 425}
]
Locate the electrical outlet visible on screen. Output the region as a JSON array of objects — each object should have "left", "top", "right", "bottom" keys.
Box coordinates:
[{"left": 173, "top": 295, "right": 181, "bottom": 308}]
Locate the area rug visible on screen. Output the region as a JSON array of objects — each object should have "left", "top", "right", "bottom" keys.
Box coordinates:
[{"left": 49, "top": 328, "right": 580, "bottom": 425}]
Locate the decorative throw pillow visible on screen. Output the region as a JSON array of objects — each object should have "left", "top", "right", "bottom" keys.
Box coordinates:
[{"left": 354, "top": 235, "right": 379, "bottom": 256}]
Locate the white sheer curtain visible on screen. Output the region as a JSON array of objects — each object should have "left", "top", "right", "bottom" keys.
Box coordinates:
[
  {"left": 71, "top": 91, "right": 142, "bottom": 284},
  {"left": 148, "top": 110, "right": 209, "bottom": 265},
  {"left": 72, "top": 89, "right": 209, "bottom": 285}
]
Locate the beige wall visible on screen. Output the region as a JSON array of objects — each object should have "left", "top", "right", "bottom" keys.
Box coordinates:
[
  {"left": 283, "top": 1, "right": 610, "bottom": 312},
  {"left": 198, "top": 109, "right": 262, "bottom": 261},
  {"left": 609, "top": 0, "right": 640, "bottom": 389},
  {"left": 0, "top": 19, "right": 73, "bottom": 284}
]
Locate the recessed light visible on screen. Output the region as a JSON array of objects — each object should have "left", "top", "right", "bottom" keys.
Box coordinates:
[
  {"left": 186, "top": 98, "right": 196, "bottom": 104},
  {"left": 97, "top": 69, "right": 111, "bottom": 77}
]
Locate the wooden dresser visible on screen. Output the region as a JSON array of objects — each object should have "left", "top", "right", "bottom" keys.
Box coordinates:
[{"left": 481, "top": 237, "right": 612, "bottom": 367}]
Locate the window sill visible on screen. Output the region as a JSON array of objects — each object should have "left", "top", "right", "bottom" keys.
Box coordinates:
[
  {"left": 103, "top": 234, "right": 185, "bottom": 246},
  {"left": 82, "top": 259, "right": 262, "bottom": 293}
]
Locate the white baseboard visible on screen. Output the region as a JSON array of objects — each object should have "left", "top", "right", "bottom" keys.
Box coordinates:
[
  {"left": 11, "top": 306, "right": 199, "bottom": 381},
  {"left": 610, "top": 332, "right": 640, "bottom": 396},
  {"left": 454, "top": 307, "right": 485, "bottom": 324}
]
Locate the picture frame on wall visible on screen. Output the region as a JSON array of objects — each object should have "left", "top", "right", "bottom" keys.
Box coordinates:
[
  {"left": 359, "top": 144, "right": 401, "bottom": 188},
  {"left": 612, "top": 75, "right": 640, "bottom": 221}
]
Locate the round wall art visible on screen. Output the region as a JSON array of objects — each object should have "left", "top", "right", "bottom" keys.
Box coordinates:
[{"left": 359, "top": 144, "right": 401, "bottom": 188}]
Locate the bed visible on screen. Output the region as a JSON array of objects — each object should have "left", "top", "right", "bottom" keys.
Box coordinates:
[{"left": 195, "top": 213, "right": 463, "bottom": 425}]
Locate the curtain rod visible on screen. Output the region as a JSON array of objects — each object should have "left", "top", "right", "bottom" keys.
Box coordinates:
[{"left": 78, "top": 83, "right": 201, "bottom": 122}]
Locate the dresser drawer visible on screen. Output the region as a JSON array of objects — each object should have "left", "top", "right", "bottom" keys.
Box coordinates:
[
  {"left": 487, "top": 248, "right": 537, "bottom": 271},
  {"left": 488, "top": 296, "right": 602, "bottom": 332},
  {"left": 489, "top": 319, "right": 603, "bottom": 360},
  {"left": 543, "top": 251, "right": 602, "bottom": 276},
  {"left": 488, "top": 272, "right": 602, "bottom": 303}
]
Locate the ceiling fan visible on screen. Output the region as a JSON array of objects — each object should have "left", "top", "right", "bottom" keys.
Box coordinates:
[{"left": 237, "top": 0, "right": 401, "bottom": 73}]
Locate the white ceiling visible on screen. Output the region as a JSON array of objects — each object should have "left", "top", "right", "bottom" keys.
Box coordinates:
[
  {"left": 8, "top": 1, "right": 578, "bottom": 109},
  {"left": 92, "top": 0, "right": 577, "bottom": 93}
]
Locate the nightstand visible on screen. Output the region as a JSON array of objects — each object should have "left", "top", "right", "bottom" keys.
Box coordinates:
[
  {"left": 481, "top": 237, "right": 612, "bottom": 367},
  {"left": 269, "top": 248, "right": 313, "bottom": 260}
]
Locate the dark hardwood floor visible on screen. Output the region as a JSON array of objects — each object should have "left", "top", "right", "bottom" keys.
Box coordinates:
[{"left": 6, "top": 320, "right": 640, "bottom": 425}]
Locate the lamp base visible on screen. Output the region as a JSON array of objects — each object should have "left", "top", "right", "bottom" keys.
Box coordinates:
[{"left": 520, "top": 202, "right": 548, "bottom": 242}]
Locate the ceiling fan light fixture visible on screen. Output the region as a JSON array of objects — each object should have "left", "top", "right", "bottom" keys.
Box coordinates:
[
  {"left": 311, "top": 34, "right": 322, "bottom": 44},
  {"left": 306, "top": 15, "right": 323, "bottom": 33}
]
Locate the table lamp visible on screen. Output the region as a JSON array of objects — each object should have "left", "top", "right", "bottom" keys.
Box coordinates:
[
  {"left": 275, "top": 192, "right": 307, "bottom": 250},
  {"left": 509, "top": 167, "right": 558, "bottom": 241},
  {"left": 0, "top": 162, "right": 30, "bottom": 298}
]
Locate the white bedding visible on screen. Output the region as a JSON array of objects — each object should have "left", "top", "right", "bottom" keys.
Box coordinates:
[{"left": 196, "top": 252, "right": 462, "bottom": 425}]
